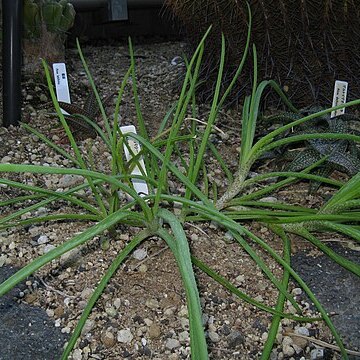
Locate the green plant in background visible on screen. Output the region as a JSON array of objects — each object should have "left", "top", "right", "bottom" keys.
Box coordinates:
[
  {"left": 23, "top": 0, "right": 76, "bottom": 75},
  {"left": 1, "top": 7, "right": 360, "bottom": 360},
  {"left": 24, "top": 0, "right": 75, "bottom": 40}
]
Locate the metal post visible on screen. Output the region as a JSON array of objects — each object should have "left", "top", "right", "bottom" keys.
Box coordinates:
[{"left": 2, "top": 0, "right": 22, "bottom": 127}]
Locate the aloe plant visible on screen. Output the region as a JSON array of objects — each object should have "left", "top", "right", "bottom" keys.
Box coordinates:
[
  {"left": 2, "top": 11, "right": 360, "bottom": 359},
  {"left": 262, "top": 108, "right": 360, "bottom": 192}
]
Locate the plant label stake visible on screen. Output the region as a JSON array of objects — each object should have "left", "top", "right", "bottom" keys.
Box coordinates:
[
  {"left": 120, "top": 125, "right": 149, "bottom": 198},
  {"left": 331, "top": 80, "right": 348, "bottom": 118},
  {"left": 53, "top": 63, "right": 71, "bottom": 114}
]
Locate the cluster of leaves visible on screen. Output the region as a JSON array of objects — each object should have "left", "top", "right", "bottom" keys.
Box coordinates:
[
  {"left": 1, "top": 7, "right": 360, "bottom": 360},
  {"left": 261, "top": 107, "right": 360, "bottom": 192}
]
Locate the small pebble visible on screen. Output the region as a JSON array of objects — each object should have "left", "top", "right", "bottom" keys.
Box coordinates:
[
  {"left": 165, "top": 338, "right": 180, "bottom": 350},
  {"left": 133, "top": 248, "right": 147, "bottom": 260},
  {"left": 295, "top": 327, "right": 309, "bottom": 337},
  {"left": 310, "top": 348, "right": 324, "bottom": 360},
  {"left": 113, "top": 298, "right": 121, "bottom": 309},
  {"left": 145, "top": 298, "right": 159, "bottom": 310},
  {"left": 292, "top": 288, "right": 302, "bottom": 296},
  {"left": 80, "top": 287, "right": 93, "bottom": 301},
  {"left": 178, "top": 330, "right": 189, "bottom": 343},
  {"left": 37, "top": 235, "right": 49, "bottom": 244},
  {"left": 39, "top": 94, "right": 48, "bottom": 102},
  {"left": 208, "top": 331, "right": 220, "bottom": 343},
  {"left": 228, "top": 330, "right": 245, "bottom": 348},
  {"left": 71, "top": 348, "right": 82, "bottom": 360},
  {"left": 43, "top": 244, "right": 56, "bottom": 253},
  {"left": 282, "top": 344, "right": 295, "bottom": 357},
  {"left": 117, "top": 329, "right": 134, "bottom": 343},
  {"left": 1, "top": 156, "right": 12, "bottom": 163},
  {"left": 81, "top": 319, "right": 94, "bottom": 335},
  {"left": 101, "top": 331, "right": 116, "bottom": 348},
  {"left": 148, "top": 323, "right": 161, "bottom": 339},
  {"left": 139, "top": 264, "right": 148, "bottom": 272}
]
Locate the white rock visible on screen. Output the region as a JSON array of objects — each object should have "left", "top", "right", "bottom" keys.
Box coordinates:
[
  {"left": 37, "top": 235, "right": 49, "bottom": 244},
  {"left": 282, "top": 344, "right": 295, "bottom": 357},
  {"left": 71, "top": 348, "right": 82, "bottom": 360},
  {"left": 133, "top": 248, "right": 147, "bottom": 260},
  {"left": 179, "top": 305, "right": 188, "bottom": 316},
  {"left": 282, "top": 336, "right": 293, "bottom": 346},
  {"left": 180, "top": 317, "right": 189, "bottom": 329},
  {"left": 224, "top": 231, "right": 234, "bottom": 241},
  {"left": 81, "top": 319, "right": 94, "bottom": 335},
  {"left": 0, "top": 255, "right": 7, "bottom": 267},
  {"left": 1, "top": 156, "right": 12, "bottom": 163},
  {"left": 295, "top": 326, "right": 309, "bottom": 337},
  {"left": 165, "top": 338, "right": 180, "bottom": 349},
  {"left": 259, "top": 196, "right": 278, "bottom": 203},
  {"left": 235, "top": 275, "right": 245, "bottom": 284},
  {"left": 190, "top": 233, "right": 199, "bottom": 241},
  {"left": 292, "top": 287, "right": 302, "bottom": 296},
  {"left": 80, "top": 287, "right": 93, "bottom": 300},
  {"left": 113, "top": 298, "right": 121, "bottom": 309},
  {"left": 117, "top": 329, "right": 134, "bottom": 343},
  {"left": 178, "top": 331, "right": 189, "bottom": 343},
  {"left": 43, "top": 244, "right": 56, "bottom": 253},
  {"left": 311, "top": 348, "right": 324, "bottom": 360}
]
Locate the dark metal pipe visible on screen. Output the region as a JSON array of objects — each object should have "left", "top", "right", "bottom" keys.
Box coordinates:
[
  {"left": 70, "top": 0, "right": 163, "bottom": 10},
  {"left": 2, "top": 0, "right": 22, "bottom": 127}
]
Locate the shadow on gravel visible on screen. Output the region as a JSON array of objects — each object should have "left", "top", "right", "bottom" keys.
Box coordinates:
[
  {"left": 0, "top": 266, "right": 68, "bottom": 360},
  {"left": 292, "top": 243, "right": 360, "bottom": 358}
]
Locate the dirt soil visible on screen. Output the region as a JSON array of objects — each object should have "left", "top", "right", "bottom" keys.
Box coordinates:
[{"left": 0, "top": 40, "right": 359, "bottom": 360}]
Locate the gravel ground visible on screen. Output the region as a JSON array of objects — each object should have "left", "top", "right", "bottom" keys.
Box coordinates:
[{"left": 0, "top": 40, "right": 359, "bottom": 360}]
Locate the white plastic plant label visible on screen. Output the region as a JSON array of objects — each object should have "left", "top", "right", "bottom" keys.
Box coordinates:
[
  {"left": 331, "top": 80, "right": 348, "bottom": 118},
  {"left": 52, "top": 63, "right": 71, "bottom": 114},
  {"left": 120, "top": 125, "right": 149, "bottom": 197}
]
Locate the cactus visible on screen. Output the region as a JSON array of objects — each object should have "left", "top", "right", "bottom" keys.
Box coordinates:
[
  {"left": 24, "top": 0, "right": 75, "bottom": 39},
  {"left": 165, "top": 0, "right": 360, "bottom": 107},
  {"left": 23, "top": 0, "right": 76, "bottom": 76}
]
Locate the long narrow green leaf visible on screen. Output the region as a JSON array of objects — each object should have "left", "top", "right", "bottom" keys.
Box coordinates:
[
  {"left": 76, "top": 39, "right": 112, "bottom": 140},
  {"left": 157, "top": 209, "right": 208, "bottom": 360},
  {"left": 153, "top": 27, "right": 210, "bottom": 213},
  {"left": 322, "top": 222, "right": 360, "bottom": 242},
  {"left": 21, "top": 123, "right": 79, "bottom": 166},
  {"left": 293, "top": 228, "right": 360, "bottom": 277},
  {"left": 0, "top": 178, "right": 101, "bottom": 216},
  {"left": 249, "top": 99, "right": 360, "bottom": 160},
  {"left": 261, "top": 227, "right": 291, "bottom": 360},
  {"left": 322, "top": 171, "right": 360, "bottom": 210},
  {"left": 0, "top": 164, "right": 152, "bottom": 221},
  {"left": 216, "top": 2, "right": 252, "bottom": 110},
  {"left": 263, "top": 132, "right": 360, "bottom": 154},
  {"left": 42, "top": 58, "right": 108, "bottom": 216},
  {"left": 188, "top": 33, "right": 226, "bottom": 190},
  {"left": 242, "top": 170, "right": 343, "bottom": 188}
]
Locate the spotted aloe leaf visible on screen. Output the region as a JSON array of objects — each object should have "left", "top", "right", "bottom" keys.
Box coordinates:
[
  {"left": 57, "top": 92, "right": 114, "bottom": 140},
  {"left": 287, "top": 149, "right": 322, "bottom": 172},
  {"left": 264, "top": 107, "right": 360, "bottom": 191}
]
